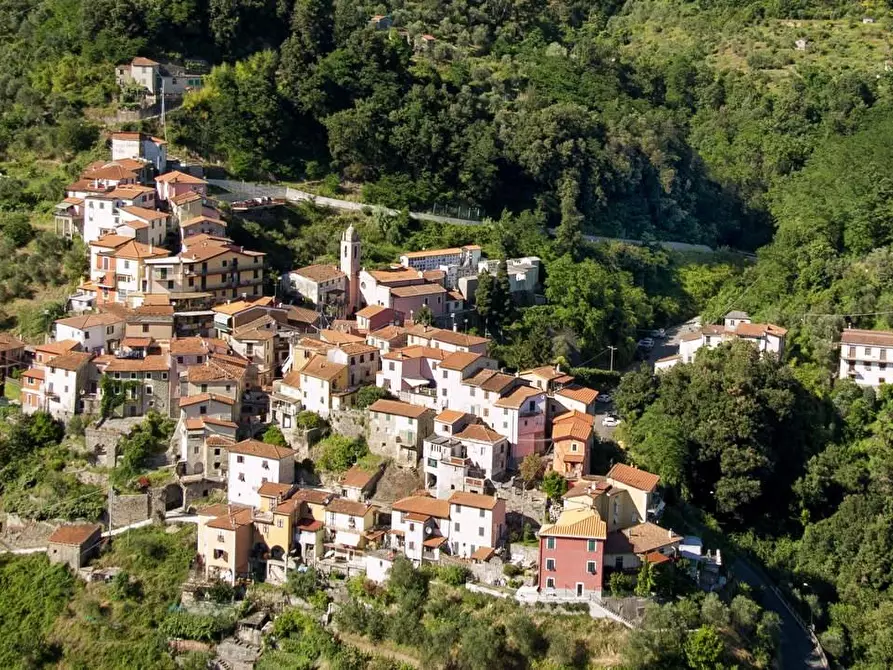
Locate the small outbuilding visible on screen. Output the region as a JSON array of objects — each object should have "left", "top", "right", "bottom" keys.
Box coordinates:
[{"left": 47, "top": 523, "right": 103, "bottom": 571}]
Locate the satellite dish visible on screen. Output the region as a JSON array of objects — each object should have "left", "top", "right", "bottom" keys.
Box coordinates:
[{"left": 424, "top": 526, "right": 432, "bottom": 535}]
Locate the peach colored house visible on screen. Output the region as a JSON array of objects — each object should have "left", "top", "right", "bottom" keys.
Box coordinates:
[{"left": 155, "top": 170, "right": 208, "bottom": 202}]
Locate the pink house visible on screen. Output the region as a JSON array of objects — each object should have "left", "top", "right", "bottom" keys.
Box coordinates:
[
  {"left": 390, "top": 283, "right": 448, "bottom": 320},
  {"left": 493, "top": 385, "right": 547, "bottom": 462},
  {"left": 355, "top": 305, "right": 401, "bottom": 333},
  {"left": 538, "top": 507, "right": 606, "bottom": 599},
  {"left": 377, "top": 345, "right": 448, "bottom": 394},
  {"left": 155, "top": 170, "right": 208, "bottom": 203}
]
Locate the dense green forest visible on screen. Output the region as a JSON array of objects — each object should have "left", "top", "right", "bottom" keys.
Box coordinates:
[{"left": 2, "top": 0, "right": 892, "bottom": 250}]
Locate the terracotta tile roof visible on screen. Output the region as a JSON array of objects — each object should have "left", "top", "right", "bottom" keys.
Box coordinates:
[
  {"left": 121, "top": 337, "right": 153, "bottom": 348},
  {"left": 35, "top": 340, "right": 80, "bottom": 355},
  {"left": 258, "top": 481, "right": 295, "bottom": 498},
  {"left": 679, "top": 332, "right": 702, "bottom": 343},
  {"left": 113, "top": 240, "right": 170, "bottom": 260},
  {"left": 390, "top": 283, "right": 447, "bottom": 298},
  {"left": 120, "top": 205, "right": 168, "bottom": 221},
  {"left": 471, "top": 546, "right": 495, "bottom": 561},
  {"left": 320, "top": 330, "right": 364, "bottom": 345},
  {"left": 366, "top": 267, "right": 424, "bottom": 284},
  {"left": 605, "top": 522, "right": 682, "bottom": 555},
  {"left": 368, "top": 399, "right": 430, "bottom": 419},
  {"left": 155, "top": 170, "right": 207, "bottom": 185},
  {"left": 280, "top": 370, "right": 302, "bottom": 388},
  {"left": 104, "top": 354, "right": 169, "bottom": 372},
  {"left": 554, "top": 410, "right": 595, "bottom": 426},
  {"left": 91, "top": 234, "right": 133, "bottom": 250},
  {"left": 300, "top": 355, "right": 346, "bottom": 382},
  {"left": 206, "top": 435, "right": 235, "bottom": 447},
  {"left": 538, "top": 508, "right": 606, "bottom": 540},
  {"left": 197, "top": 502, "right": 249, "bottom": 518},
  {"left": 48, "top": 523, "right": 102, "bottom": 546},
  {"left": 562, "top": 477, "right": 608, "bottom": 499},
  {"left": 296, "top": 519, "right": 324, "bottom": 531},
  {"left": 55, "top": 313, "right": 123, "bottom": 330},
  {"left": 422, "top": 269, "right": 445, "bottom": 282},
  {"left": 46, "top": 351, "right": 93, "bottom": 371},
  {"left": 340, "top": 465, "right": 374, "bottom": 489},
  {"left": 327, "top": 498, "right": 375, "bottom": 516},
  {"left": 211, "top": 296, "right": 274, "bottom": 316},
  {"left": 494, "top": 385, "right": 542, "bottom": 409},
  {"left": 655, "top": 354, "right": 682, "bottom": 363},
  {"left": 556, "top": 384, "right": 599, "bottom": 405},
  {"left": 423, "top": 535, "right": 448, "bottom": 548},
  {"left": 130, "top": 57, "right": 159, "bottom": 66},
  {"left": 356, "top": 305, "right": 389, "bottom": 318},
  {"left": 606, "top": 463, "right": 661, "bottom": 493},
  {"left": 430, "top": 329, "right": 489, "bottom": 348},
  {"left": 438, "top": 351, "right": 483, "bottom": 371},
  {"left": 181, "top": 215, "right": 226, "bottom": 228},
  {"left": 401, "top": 245, "right": 480, "bottom": 259},
  {"left": 368, "top": 325, "right": 406, "bottom": 341},
  {"left": 0, "top": 333, "right": 23, "bottom": 352},
  {"left": 448, "top": 491, "right": 499, "bottom": 510},
  {"left": 392, "top": 495, "right": 451, "bottom": 519},
  {"left": 202, "top": 417, "right": 239, "bottom": 429},
  {"left": 206, "top": 506, "right": 254, "bottom": 531},
  {"left": 455, "top": 424, "right": 505, "bottom": 444},
  {"left": 227, "top": 439, "right": 294, "bottom": 460},
  {"left": 82, "top": 163, "right": 139, "bottom": 181},
  {"left": 552, "top": 419, "right": 593, "bottom": 442},
  {"left": 292, "top": 488, "right": 336, "bottom": 505},
  {"left": 382, "top": 345, "right": 448, "bottom": 361},
  {"left": 645, "top": 551, "right": 672, "bottom": 565},
  {"left": 840, "top": 328, "right": 893, "bottom": 347},
  {"left": 735, "top": 322, "right": 788, "bottom": 338},
  {"left": 464, "top": 369, "right": 514, "bottom": 393},
  {"left": 170, "top": 191, "right": 204, "bottom": 206},
  {"left": 23, "top": 368, "right": 44, "bottom": 380},
  {"left": 447, "top": 290, "right": 464, "bottom": 302},
  {"left": 287, "top": 306, "right": 320, "bottom": 325},
  {"left": 170, "top": 337, "right": 229, "bottom": 356},
  {"left": 338, "top": 342, "right": 378, "bottom": 356},
  {"left": 187, "top": 357, "right": 246, "bottom": 383},
  {"left": 521, "top": 365, "right": 568, "bottom": 381},
  {"left": 179, "top": 393, "right": 234, "bottom": 407},
  {"left": 291, "top": 264, "right": 346, "bottom": 282},
  {"left": 435, "top": 409, "right": 467, "bottom": 425}
]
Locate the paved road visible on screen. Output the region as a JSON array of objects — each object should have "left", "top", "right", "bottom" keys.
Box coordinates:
[
  {"left": 208, "top": 179, "right": 722, "bottom": 255},
  {"left": 732, "top": 558, "right": 828, "bottom": 669}
]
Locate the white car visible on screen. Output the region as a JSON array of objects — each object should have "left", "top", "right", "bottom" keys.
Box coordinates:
[
  {"left": 650, "top": 328, "right": 666, "bottom": 339},
  {"left": 597, "top": 393, "right": 612, "bottom": 404},
  {"left": 638, "top": 337, "right": 654, "bottom": 350},
  {"left": 602, "top": 415, "right": 621, "bottom": 427}
]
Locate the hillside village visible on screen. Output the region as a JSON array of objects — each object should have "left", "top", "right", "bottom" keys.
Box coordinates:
[{"left": 1, "top": 107, "right": 881, "bottom": 617}]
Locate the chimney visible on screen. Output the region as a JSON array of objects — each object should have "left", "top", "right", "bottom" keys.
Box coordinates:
[
  {"left": 668, "top": 528, "right": 673, "bottom": 539},
  {"left": 556, "top": 363, "right": 561, "bottom": 374},
  {"left": 453, "top": 322, "right": 458, "bottom": 332}
]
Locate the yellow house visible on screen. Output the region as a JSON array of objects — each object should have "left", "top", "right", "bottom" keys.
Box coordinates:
[{"left": 197, "top": 503, "right": 254, "bottom": 584}]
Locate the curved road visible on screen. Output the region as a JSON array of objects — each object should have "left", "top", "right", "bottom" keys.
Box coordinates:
[
  {"left": 208, "top": 179, "right": 720, "bottom": 255},
  {"left": 732, "top": 559, "right": 827, "bottom": 669}
]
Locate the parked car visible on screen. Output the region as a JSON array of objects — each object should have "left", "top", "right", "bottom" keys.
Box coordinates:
[
  {"left": 597, "top": 393, "right": 612, "bottom": 404},
  {"left": 637, "top": 337, "right": 654, "bottom": 350},
  {"left": 602, "top": 415, "right": 621, "bottom": 427},
  {"left": 650, "top": 328, "right": 666, "bottom": 339}
]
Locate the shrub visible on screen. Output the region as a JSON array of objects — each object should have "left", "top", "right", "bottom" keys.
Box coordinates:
[
  {"left": 206, "top": 579, "right": 236, "bottom": 603},
  {"left": 437, "top": 565, "right": 471, "bottom": 586},
  {"left": 296, "top": 410, "right": 324, "bottom": 430},
  {"left": 287, "top": 567, "right": 324, "bottom": 598},
  {"left": 262, "top": 424, "right": 288, "bottom": 447},
  {"left": 609, "top": 572, "right": 636, "bottom": 597},
  {"left": 354, "top": 385, "right": 394, "bottom": 409},
  {"left": 159, "top": 612, "right": 232, "bottom": 641},
  {"left": 316, "top": 435, "right": 368, "bottom": 472},
  {"left": 541, "top": 471, "right": 568, "bottom": 500},
  {"left": 503, "top": 563, "right": 523, "bottom": 577},
  {"left": 308, "top": 590, "right": 330, "bottom": 611}
]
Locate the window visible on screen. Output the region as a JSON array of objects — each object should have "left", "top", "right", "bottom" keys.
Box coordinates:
[
  {"left": 409, "top": 523, "right": 415, "bottom": 531},
  {"left": 442, "top": 370, "right": 448, "bottom": 379},
  {"left": 177, "top": 356, "right": 183, "bottom": 364},
  {"left": 442, "top": 389, "right": 447, "bottom": 397},
  {"left": 470, "top": 388, "right": 476, "bottom": 397},
  {"left": 587, "top": 539, "right": 597, "bottom": 552},
  {"left": 236, "top": 455, "right": 244, "bottom": 464},
  {"left": 261, "top": 460, "right": 269, "bottom": 470},
  {"left": 866, "top": 347, "right": 872, "bottom": 356},
  {"left": 145, "top": 385, "right": 152, "bottom": 395},
  {"left": 587, "top": 561, "right": 597, "bottom": 574},
  {"left": 408, "top": 542, "right": 415, "bottom": 550},
  {"left": 388, "top": 362, "right": 395, "bottom": 371},
  {"left": 454, "top": 522, "right": 460, "bottom": 531},
  {"left": 217, "top": 534, "right": 225, "bottom": 543},
  {"left": 546, "top": 537, "right": 555, "bottom": 550},
  {"left": 277, "top": 518, "right": 284, "bottom": 528},
  {"left": 238, "top": 473, "right": 245, "bottom": 481},
  {"left": 199, "top": 406, "right": 207, "bottom": 415},
  {"left": 545, "top": 558, "right": 555, "bottom": 571},
  {"left": 479, "top": 508, "right": 485, "bottom": 518},
  {"left": 546, "top": 577, "right": 555, "bottom": 589},
  {"left": 849, "top": 346, "right": 856, "bottom": 357},
  {"left": 478, "top": 527, "right": 484, "bottom": 537}
]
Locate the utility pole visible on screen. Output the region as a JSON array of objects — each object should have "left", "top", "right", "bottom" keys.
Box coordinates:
[{"left": 608, "top": 346, "right": 617, "bottom": 372}]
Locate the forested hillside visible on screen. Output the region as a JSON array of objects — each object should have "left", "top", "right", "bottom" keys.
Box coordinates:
[{"left": 2, "top": 0, "right": 891, "bottom": 250}]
